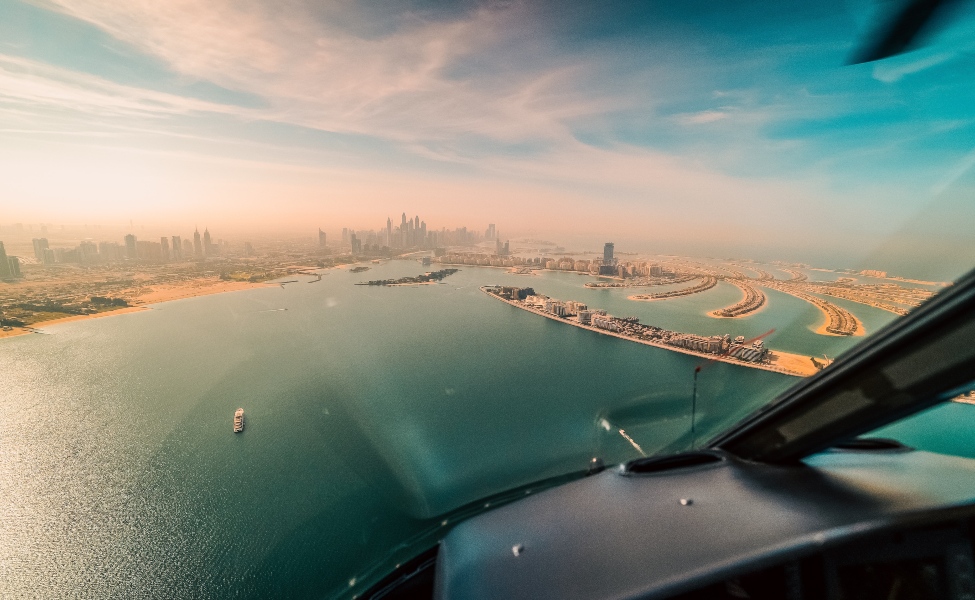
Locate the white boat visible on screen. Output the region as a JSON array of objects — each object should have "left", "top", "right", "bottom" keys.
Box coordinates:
[{"left": 233, "top": 408, "right": 244, "bottom": 433}]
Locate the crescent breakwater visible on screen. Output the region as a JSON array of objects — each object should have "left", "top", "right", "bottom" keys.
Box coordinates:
[{"left": 482, "top": 286, "right": 818, "bottom": 377}]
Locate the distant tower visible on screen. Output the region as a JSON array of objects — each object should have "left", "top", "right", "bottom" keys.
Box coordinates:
[
  {"left": 171, "top": 236, "right": 182, "bottom": 260},
  {"left": 203, "top": 228, "right": 212, "bottom": 256},
  {"left": 0, "top": 241, "right": 11, "bottom": 278},
  {"left": 160, "top": 237, "right": 170, "bottom": 262},
  {"left": 603, "top": 242, "right": 615, "bottom": 265},
  {"left": 124, "top": 234, "right": 138, "bottom": 260},
  {"left": 32, "top": 238, "right": 49, "bottom": 261},
  {"left": 193, "top": 228, "right": 203, "bottom": 258},
  {"left": 318, "top": 228, "right": 327, "bottom": 248},
  {"left": 386, "top": 217, "right": 392, "bottom": 247}
]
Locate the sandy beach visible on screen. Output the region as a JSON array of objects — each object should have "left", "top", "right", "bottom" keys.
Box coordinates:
[
  {"left": 1, "top": 279, "right": 276, "bottom": 340},
  {"left": 482, "top": 287, "right": 818, "bottom": 377},
  {"left": 814, "top": 314, "right": 866, "bottom": 337},
  {"left": 1, "top": 306, "right": 149, "bottom": 339}
]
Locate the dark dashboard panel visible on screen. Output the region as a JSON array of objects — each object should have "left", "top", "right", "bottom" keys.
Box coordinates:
[{"left": 433, "top": 449, "right": 975, "bottom": 600}]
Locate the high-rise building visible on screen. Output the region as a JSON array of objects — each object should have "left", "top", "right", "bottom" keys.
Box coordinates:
[
  {"left": 79, "top": 241, "right": 98, "bottom": 264},
  {"left": 99, "top": 242, "right": 122, "bottom": 262},
  {"left": 318, "top": 228, "right": 327, "bottom": 248},
  {"left": 485, "top": 224, "right": 496, "bottom": 240},
  {"left": 386, "top": 217, "right": 392, "bottom": 247},
  {"left": 0, "top": 241, "right": 11, "bottom": 278},
  {"left": 342, "top": 228, "right": 349, "bottom": 244},
  {"left": 183, "top": 238, "right": 194, "bottom": 257},
  {"left": 193, "top": 228, "right": 203, "bottom": 258},
  {"left": 203, "top": 228, "right": 212, "bottom": 256},
  {"left": 171, "top": 236, "right": 182, "bottom": 260},
  {"left": 244, "top": 242, "right": 254, "bottom": 256},
  {"left": 124, "top": 234, "right": 137, "bottom": 259},
  {"left": 350, "top": 233, "right": 362, "bottom": 255},
  {"left": 160, "top": 237, "right": 170, "bottom": 261},
  {"left": 7, "top": 256, "right": 21, "bottom": 278},
  {"left": 603, "top": 242, "right": 615, "bottom": 264},
  {"left": 32, "top": 238, "right": 49, "bottom": 261}
]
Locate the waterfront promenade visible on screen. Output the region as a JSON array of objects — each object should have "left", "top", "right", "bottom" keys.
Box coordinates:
[{"left": 482, "top": 287, "right": 817, "bottom": 377}]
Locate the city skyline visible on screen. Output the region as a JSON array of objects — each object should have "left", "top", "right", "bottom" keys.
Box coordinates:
[{"left": 1, "top": 1, "right": 974, "bottom": 274}]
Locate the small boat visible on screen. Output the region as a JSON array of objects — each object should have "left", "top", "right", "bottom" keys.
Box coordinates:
[{"left": 233, "top": 408, "right": 244, "bottom": 433}]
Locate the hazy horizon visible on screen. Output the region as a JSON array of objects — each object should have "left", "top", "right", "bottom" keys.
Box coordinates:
[{"left": 2, "top": 0, "right": 975, "bottom": 277}]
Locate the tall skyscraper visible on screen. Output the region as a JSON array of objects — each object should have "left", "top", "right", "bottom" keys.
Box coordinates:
[
  {"left": 32, "top": 238, "right": 49, "bottom": 261},
  {"left": 203, "top": 228, "right": 212, "bottom": 256},
  {"left": 386, "top": 217, "right": 392, "bottom": 247},
  {"left": 171, "top": 236, "right": 182, "bottom": 260},
  {"left": 318, "top": 228, "right": 327, "bottom": 248},
  {"left": 79, "top": 241, "right": 98, "bottom": 264},
  {"left": 193, "top": 228, "right": 203, "bottom": 258},
  {"left": 7, "top": 256, "right": 21, "bottom": 278},
  {"left": 0, "top": 241, "right": 11, "bottom": 278},
  {"left": 603, "top": 242, "right": 615, "bottom": 264},
  {"left": 160, "top": 237, "right": 170, "bottom": 261},
  {"left": 124, "top": 234, "right": 137, "bottom": 260},
  {"left": 485, "top": 224, "right": 496, "bottom": 240}
]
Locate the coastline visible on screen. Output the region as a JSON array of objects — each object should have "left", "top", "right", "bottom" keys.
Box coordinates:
[
  {"left": 1, "top": 279, "right": 277, "bottom": 340},
  {"left": 708, "top": 299, "right": 769, "bottom": 319},
  {"left": 707, "top": 280, "right": 768, "bottom": 319},
  {"left": 481, "top": 287, "right": 817, "bottom": 377},
  {"left": 760, "top": 283, "right": 865, "bottom": 337},
  {"left": 814, "top": 314, "right": 866, "bottom": 337}
]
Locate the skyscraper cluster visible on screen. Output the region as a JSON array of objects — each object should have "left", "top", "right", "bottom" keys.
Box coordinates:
[
  {"left": 340, "top": 212, "right": 492, "bottom": 254},
  {"left": 14, "top": 227, "right": 236, "bottom": 267}
]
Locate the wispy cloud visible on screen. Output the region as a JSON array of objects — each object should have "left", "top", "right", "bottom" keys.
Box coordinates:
[
  {"left": 676, "top": 110, "right": 728, "bottom": 125},
  {"left": 0, "top": 54, "right": 258, "bottom": 121}
]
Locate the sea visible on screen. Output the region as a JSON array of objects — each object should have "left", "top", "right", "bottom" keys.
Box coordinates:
[{"left": 1, "top": 259, "right": 970, "bottom": 598}]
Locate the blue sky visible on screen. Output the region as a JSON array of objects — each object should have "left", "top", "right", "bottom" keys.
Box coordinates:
[{"left": 1, "top": 0, "right": 974, "bottom": 272}]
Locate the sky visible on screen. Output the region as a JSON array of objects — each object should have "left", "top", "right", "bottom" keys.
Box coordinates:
[{"left": 1, "top": 0, "right": 974, "bottom": 273}]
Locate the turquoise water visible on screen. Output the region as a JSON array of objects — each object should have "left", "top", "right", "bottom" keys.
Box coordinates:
[{"left": 0, "top": 260, "right": 945, "bottom": 598}]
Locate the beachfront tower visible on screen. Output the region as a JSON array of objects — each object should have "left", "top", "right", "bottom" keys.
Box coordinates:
[
  {"left": 604, "top": 242, "right": 615, "bottom": 265},
  {"left": 318, "top": 228, "right": 327, "bottom": 248}
]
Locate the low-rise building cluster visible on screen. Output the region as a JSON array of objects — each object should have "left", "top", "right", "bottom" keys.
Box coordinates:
[{"left": 487, "top": 287, "right": 771, "bottom": 364}]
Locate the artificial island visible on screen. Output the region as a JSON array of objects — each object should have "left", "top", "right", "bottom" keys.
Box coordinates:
[
  {"left": 356, "top": 268, "right": 459, "bottom": 286},
  {"left": 485, "top": 285, "right": 828, "bottom": 377}
]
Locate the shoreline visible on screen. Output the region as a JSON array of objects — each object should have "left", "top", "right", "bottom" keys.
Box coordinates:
[
  {"left": 1, "top": 279, "right": 278, "bottom": 340},
  {"left": 707, "top": 280, "right": 768, "bottom": 319},
  {"left": 760, "top": 283, "right": 865, "bottom": 337},
  {"left": 481, "top": 287, "right": 817, "bottom": 377},
  {"left": 814, "top": 314, "right": 866, "bottom": 337}
]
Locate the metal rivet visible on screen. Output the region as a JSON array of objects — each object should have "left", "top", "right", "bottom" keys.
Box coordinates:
[
  {"left": 679, "top": 498, "right": 693, "bottom": 506},
  {"left": 512, "top": 544, "right": 525, "bottom": 556}
]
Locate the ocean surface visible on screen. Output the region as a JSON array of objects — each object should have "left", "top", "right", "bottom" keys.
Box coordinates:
[{"left": 1, "top": 259, "right": 969, "bottom": 598}]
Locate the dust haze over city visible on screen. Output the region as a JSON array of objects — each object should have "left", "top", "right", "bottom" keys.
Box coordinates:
[
  {"left": 3, "top": 1, "right": 975, "bottom": 598},
  {"left": 3, "top": 0, "right": 975, "bottom": 276}
]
